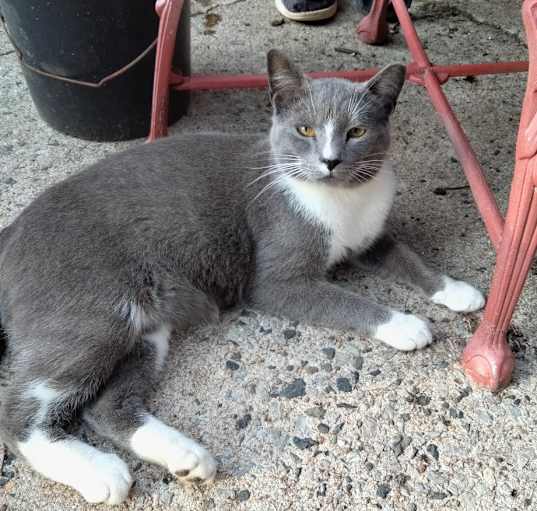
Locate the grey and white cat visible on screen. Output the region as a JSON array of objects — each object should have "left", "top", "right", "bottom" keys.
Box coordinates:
[{"left": 0, "top": 50, "right": 484, "bottom": 505}]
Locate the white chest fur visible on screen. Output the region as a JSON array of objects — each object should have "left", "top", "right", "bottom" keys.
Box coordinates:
[{"left": 283, "top": 162, "right": 397, "bottom": 267}]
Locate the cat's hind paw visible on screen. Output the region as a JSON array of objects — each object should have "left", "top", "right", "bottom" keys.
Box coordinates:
[
  {"left": 78, "top": 452, "right": 133, "bottom": 505},
  {"left": 374, "top": 312, "right": 433, "bottom": 351},
  {"left": 130, "top": 416, "right": 217, "bottom": 483},
  {"left": 431, "top": 276, "right": 485, "bottom": 313}
]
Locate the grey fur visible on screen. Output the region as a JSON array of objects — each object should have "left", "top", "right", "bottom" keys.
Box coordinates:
[{"left": 0, "top": 50, "right": 447, "bottom": 496}]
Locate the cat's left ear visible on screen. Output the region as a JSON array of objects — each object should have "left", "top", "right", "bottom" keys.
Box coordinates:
[
  {"left": 267, "top": 49, "right": 306, "bottom": 113},
  {"left": 367, "top": 64, "right": 406, "bottom": 116}
]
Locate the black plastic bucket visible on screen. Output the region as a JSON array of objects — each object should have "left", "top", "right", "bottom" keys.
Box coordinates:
[{"left": 0, "top": 0, "right": 190, "bottom": 141}]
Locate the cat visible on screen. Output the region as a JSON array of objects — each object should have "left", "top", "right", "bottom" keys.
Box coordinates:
[{"left": 0, "top": 50, "right": 484, "bottom": 505}]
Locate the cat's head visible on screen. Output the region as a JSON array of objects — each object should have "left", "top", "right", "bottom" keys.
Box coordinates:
[{"left": 267, "top": 50, "right": 405, "bottom": 186}]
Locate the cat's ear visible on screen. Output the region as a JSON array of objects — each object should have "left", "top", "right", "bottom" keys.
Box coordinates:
[
  {"left": 366, "top": 64, "right": 406, "bottom": 116},
  {"left": 267, "top": 50, "right": 306, "bottom": 113}
]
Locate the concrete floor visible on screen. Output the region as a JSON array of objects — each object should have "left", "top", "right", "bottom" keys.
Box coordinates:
[{"left": 1, "top": 1, "right": 536, "bottom": 510}]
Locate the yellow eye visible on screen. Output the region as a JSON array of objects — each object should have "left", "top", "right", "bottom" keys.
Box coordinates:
[
  {"left": 348, "top": 127, "right": 367, "bottom": 139},
  {"left": 297, "top": 126, "right": 316, "bottom": 137}
]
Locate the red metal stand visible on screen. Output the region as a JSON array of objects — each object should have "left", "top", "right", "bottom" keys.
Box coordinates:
[{"left": 148, "top": 0, "right": 536, "bottom": 391}]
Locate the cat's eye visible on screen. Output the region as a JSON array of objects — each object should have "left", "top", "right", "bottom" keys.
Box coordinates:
[
  {"left": 297, "top": 126, "right": 316, "bottom": 137},
  {"left": 347, "top": 127, "right": 367, "bottom": 139}
]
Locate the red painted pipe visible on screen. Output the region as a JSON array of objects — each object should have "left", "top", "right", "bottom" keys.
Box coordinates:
[
  {"left": 171, "top": 61, "right": 528, "bottom": 92},
  {"left": 391, "top": 0, "right": 431, "bottom": 67},
  {"left": 422, "top": 68, "right": 504, "bottom": 249}
]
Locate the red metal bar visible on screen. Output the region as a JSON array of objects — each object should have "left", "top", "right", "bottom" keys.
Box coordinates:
[
  {"left": 148, "top": 0, "right": 184, "bottom": 142},
  {"left": 171, "top": 61, "right": 528, "bottom": 92},
  {"left": 383, "top": 0, "right": 505, "bottom": 249},
  {"left": 422, "top": 68, "right": 505, "bottom": 249},
  {"left": 391, "top": 0, "right": 431, "bottom": 67}
]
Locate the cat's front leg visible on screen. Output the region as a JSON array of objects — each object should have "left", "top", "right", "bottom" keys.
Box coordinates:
[
  {"left": 355, "top": 234, "right": 485, "bottom": 313},
  {"left": 249, "top": 278, "right": 432, "bottom": 351}
]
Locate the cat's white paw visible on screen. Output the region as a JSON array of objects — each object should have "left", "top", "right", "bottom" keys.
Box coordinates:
[
  {"left": 130, "top": 416, "right": 217, "bottom": 482},
  {"left": 18, "top": 430, "right": 132, "bottom": 505},
  {"left": 374, "top": 312, "right": 433, "bottom": 351},
  {"left": 78, "top": 452, "right": 133, "bottom": 505},
  {"left": 431, "top": 276, "right": 485, "bottom": 312}
]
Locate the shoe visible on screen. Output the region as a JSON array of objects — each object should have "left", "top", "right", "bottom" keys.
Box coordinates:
[{"left": 275, "top": 0, "right": 337, "bottom": 22}]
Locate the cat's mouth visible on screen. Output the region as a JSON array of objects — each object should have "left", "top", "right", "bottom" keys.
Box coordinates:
[{"left": 316, "top": 168, "right": 378, "bottom": 186}]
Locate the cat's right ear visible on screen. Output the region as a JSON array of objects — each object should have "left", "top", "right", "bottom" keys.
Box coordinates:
[{"left": 267, "top": 50, "right": 305, "bottom": 113}]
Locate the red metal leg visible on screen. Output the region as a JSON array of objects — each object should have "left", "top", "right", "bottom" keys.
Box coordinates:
[
  {"left": 357, "top": 0, "right": 390, "bottom": 45},
  {"left": 462, "top": 0, "right": 537, "bottom": 391},
  {"left": 148, "top": 0, "right": 184, "bottom": 142}
]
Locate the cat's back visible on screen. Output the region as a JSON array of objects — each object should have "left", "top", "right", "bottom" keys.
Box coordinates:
[
  {"left": 5, "top": 132, "right": 266, "bottom": 231},
  {"left": 0, "top": 132, "right": 266, "bottom": 285}
]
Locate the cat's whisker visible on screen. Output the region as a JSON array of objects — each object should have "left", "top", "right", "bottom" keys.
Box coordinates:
[
  {"left": 247, "top": 165, "right": 305, "bottom": 186},
  {"left": 251, "top": 165, "right": 308, "bottom": 200},
  {"left": 248, "top": 164, "right": 306, "bottom": 194}
]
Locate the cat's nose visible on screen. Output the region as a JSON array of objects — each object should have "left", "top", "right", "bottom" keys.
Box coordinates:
[{"left": 321, "top": 159, "right": 341, "bottom": 172}]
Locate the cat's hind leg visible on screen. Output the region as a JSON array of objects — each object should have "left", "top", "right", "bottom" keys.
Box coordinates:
[
  {"left": 0, "top": 332, "right": 134, "bottom": 505},
  {"left": 83, "top": 325, "right": 217, "bottom": 483}
]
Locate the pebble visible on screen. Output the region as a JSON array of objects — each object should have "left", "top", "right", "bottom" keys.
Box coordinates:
[
  {"left": 321, "top": 363, "right": 333, "bottom": 372},
  {"left": 352, "top": 356, "right": 364, "bottom": 370},
  {"left": 236, "top": 414, "right": 252, "bottom": 430},
  {"left": 305, "top": 366, "right": 319, "bottom": 374},
  {"left": 395, "top": 474, "right": 410, "bottom": 486},
  {"left": 377, "top": 484, "right": 391, "bottom": 498},
  {"left": 365, "top": 462, "right": 374, "bottom": 471},
  {"left": 427, "top": 444, "right": 439, "bottom": 460},
  {"left": 271, "top": 17, "right": 285, "bottom": 26},
  {"left": 336, "top": 402, "right": 357, "bottom": 409},
  {"left": 416, "top": 394, "right": 431, "bottom": 406},
  {"left": 393, "top": 444, "right": 403, "bottom": 457},
  {"left": 321, "top": 347, "right": 336, "bottom": 359},
  {"left": 318, "top": 423, "right": 330, "bottom": 434},
  {"left": 317, "top": 481, "right": 327, "bottom": 497},
  {"left": 391, "top": 434, "right": 403, "bottom": 448},
  {"left": 278, "top": 379, "right": 306, "bottom": 399},
  {"left": 336, "top": 377, "right": 352, "bottom": 393},
  {"left": 478, "top": 410, "right": 493, "bottom": 425},
  {"left": 226, "top": 360, "right": 240, "bottom": 371},
  {"left": 401, "top": 436, "right": 412, "bottom": 450},
  {"left": 428, "top": 491, "right": 448, "bottom": 500},
  {"left": 237, "top": 489, "right": 251, "bottom": 502},
  {"left": 305, "top": 406, "right": 326, "bottom": 419},
  {"left": 332, "top": 423, "right": 345, "bottom": 435},
  {"left": 283, "top": 329, "right": 297, "bottom": 340},
  {"left": 456, "top": 387, "right": 472, "bottom": 402},
  {"left": 369, "top": 369, "right": 381, "bottom": 377},
  {"left": 292, "top": 436, "right": 318, "bottom": 450}
]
